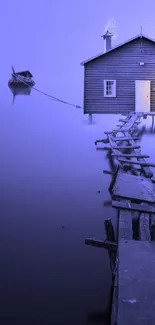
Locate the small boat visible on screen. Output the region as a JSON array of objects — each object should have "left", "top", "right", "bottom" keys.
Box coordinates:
[{"left": 8, "top": 66, "right": 35, "bottom": 87}]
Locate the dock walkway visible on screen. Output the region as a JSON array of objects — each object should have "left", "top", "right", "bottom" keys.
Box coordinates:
[
  {"left": 118, "top": 240, "right": 155, "bottom": 325},
  {"left": 85, "top": 112, "right": 155, "bottom": 324}
]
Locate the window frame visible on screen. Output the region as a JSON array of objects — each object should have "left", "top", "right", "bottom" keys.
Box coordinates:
[{"left": 104, "top": 80, "right": 116, "bottom": 97}]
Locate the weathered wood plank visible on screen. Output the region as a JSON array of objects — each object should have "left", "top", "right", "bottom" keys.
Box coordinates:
[
  {"left": 120, "top": 114, "right": 142, "bottom": 132},
  {"left": 104, "top": 219, "right": 116, "bottom": 242},
  {"left": 104, "top": 219, "right": 117, "bottom": 282},
  {"left": 95, "top": 138, "right": 109, "bottom": 145},
  {"left": 118, "top": 208, "right": 133, "bottom": 240},
  {"left": 103, "top": 169, "right": 113, "bottom": 175},
  {"left": 112, "top": 145, "right": 141, "bottom": 150},
  {"left": 139, "top": 203, "right": 151, "bottom": 241},
  {"left": 112, "top": 172, "right": 155, "bottom": 203},
  {"left": 118, "top": 240, "right": 155, "bottom": 325},
  {"left": 112, "top": 153, "right": 150, "bottom": 158},
  {"left": 112, "top": 200, "right": 155, "bottom": 214},
  {"left": 85, "top": 238, "right": 117, "bottom": 250},
  {"left": 119, "top": 119, "right": 127, "bottom": 122},
  {"left": 109, "top": 166, "right": 120, "bottom": 193},
  {"left": 123, "top": 131, "right": 153, "bottom": 178},
  {"left": 112, "top": 129, "right": 126, "bottom": 133},
  {"left": 104, "top": 131, "right": 114, "bottom": 135},
  {"left": 96, "top": 146, "right": 111, "bottom": 150},
  {"left": 113, "top": 120, "right": 141, "bottom": 132},
  {"left": 118, "top": 158, "right": 155, "bottom": 168},
  {"left": 110, "top": 269, "right": 118, "bottom": 325},
  {"left": 151, "top": 214, "right": 155, "bottom": 240},
  {"left": 122, "top": 164, "right": 141, "bottom": 172},
  {"left": 106, "top": 135, "right": 125, "bottom": 168},
  {"left": 108, "top": 136, "right": 122, "bottom": 156},
  {"left": 111, "top": 136, "right": 140, "bottom": 141}
]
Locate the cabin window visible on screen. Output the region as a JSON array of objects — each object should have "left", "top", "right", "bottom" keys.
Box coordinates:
[{"left": 104, "top": 80, "right": 116, "bottom": 97}]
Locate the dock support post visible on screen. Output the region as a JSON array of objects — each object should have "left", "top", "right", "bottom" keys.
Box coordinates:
[
  {"left": 152, "top": 115, "right": 154, "bottom": 128},
  {"left": 88, "top": 114, "right": 93, "bottom": 124}
]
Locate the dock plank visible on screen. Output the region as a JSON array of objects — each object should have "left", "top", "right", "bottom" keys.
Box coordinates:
[
  {"left": 112, "top": 153, "right": 150, "bottom": 158},
  {"left": 117, "top": 158, "right": 155, "bottom": 168},
  {"left": 119, "top": 119, "right": 127, "bottom": 122},
  {"left": 112, "top": 145, "right": 141, "bottom": 150},
  {"left": 111, "top": 136, "right": 140, "bottom": 141},
  {"left": 139, "top": 210, "right": 150, "bottom": 241},
  {"left": 120, "top": 114, "right": 142, "bottom": 132},
  {"left": 88, "top": 113, "right": 155, "bottom": 324},
  {"left": 112, "top": 200, "right": 155, "bottom": 213},
  {"left": 123, "top": 131, "right": 153, "bottom": 178},
  {"left": 111, "top": 114, "right": 133, "bottom": 133},
  {"left": 118, "top": 240, "right": 155, "bottom": 325},
  {"left": 118, "top": 208, "right": 133, "bottom": 241},
  {"left": 85, "top": 238, "right": 117, "bottom": 250},
  {"left": 106, "top": 136, "right": 125, "bottom": 168},
  {"left": 112, "top": 172, "right": 155, "bottom": 203}
]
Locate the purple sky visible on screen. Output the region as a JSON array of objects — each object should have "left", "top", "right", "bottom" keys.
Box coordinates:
[{"left": 2, "top": 0, "right": 155, "bottom": 103}]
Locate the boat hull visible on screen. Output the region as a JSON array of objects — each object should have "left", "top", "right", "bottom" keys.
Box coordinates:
[
  {"left": 9, "top": 85, "right": 32, "bottom": 96},
  {"left": 8, "top": 79, "right": 35, "bottom": 87}
]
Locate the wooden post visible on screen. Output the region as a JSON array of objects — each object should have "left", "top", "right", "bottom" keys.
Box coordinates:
[
  {"left": 104, "top": 219, "right": 117, "bottom": 282},
  {"left": 152, "top": 115, "right": 154, "bottom": 128},
  {"left": 104, "top": 219, "right": 116, "bottom": 242},
  {"left": 109, "top": 166, "right": 120, "bottom": 193},
  {"left": 151, "top": 214, "right": 155, "bottom": 240}
]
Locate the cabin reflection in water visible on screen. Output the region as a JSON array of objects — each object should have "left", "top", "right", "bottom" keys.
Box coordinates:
[{"left": 8, "top": 86, "right": 32, "bottom": 105}]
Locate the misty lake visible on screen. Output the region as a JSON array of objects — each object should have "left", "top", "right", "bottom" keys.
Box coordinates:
[{"left": 0, "top": 86, "right": 154, "bottom": 325}]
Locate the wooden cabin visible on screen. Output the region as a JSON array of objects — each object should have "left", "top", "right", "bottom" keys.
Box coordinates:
[{"left": 81, "top": 32, "right": 155, "bottom": 115}]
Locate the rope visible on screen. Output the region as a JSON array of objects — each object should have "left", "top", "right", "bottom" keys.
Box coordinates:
[{"left": 11, "top": 73, "right": 82, "bottom": 109}]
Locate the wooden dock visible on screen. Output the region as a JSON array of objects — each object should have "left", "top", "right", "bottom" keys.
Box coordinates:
[{"left": 85, "top": 112, "right": 155, "bottom": 324}]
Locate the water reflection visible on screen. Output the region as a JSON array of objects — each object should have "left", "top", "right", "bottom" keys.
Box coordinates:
[
  {"left": 82, "top": 114, "right": 96, "bottom": 125},
  {"left": 88, "top": 114, "right": 93, "bottom": 124},
  {"left": 0, "top": 93, "right": 114, "bottom": 325},
  {"left": 8, "top": 85, "right": 32, "bottom": 105},
  {"left": 141, "top": 125, "right": 155, "bottom": 134},
  {"left": 87, "top": 288, "right": 112, "bottom": 324},
  {"left": 87, "top": 310, "right": 110, "bottom": 324}
]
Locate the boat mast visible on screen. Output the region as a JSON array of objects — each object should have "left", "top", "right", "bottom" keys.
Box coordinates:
[{"left": 12, "top": 66, "right": 15, "bottom": 75}]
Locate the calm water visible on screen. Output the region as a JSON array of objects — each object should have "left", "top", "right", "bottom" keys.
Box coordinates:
[{"left": 0, "top": 86, "right": 154, "bottom": 325}]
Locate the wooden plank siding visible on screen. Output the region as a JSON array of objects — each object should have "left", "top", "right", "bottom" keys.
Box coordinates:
[{"left": 83, "top": 38, "right": 155, "bottom": 114}]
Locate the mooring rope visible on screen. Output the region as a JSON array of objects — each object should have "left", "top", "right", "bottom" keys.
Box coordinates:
[{"left": 11, "top": 73, "right": 82, "bottom": 109}]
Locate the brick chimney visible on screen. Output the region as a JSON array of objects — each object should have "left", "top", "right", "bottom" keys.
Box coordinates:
[{"left": 101, "top": 30, "right": 113, "bottom": 52}]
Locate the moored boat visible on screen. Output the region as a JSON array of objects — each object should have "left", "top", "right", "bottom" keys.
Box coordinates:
[{"left": 8, "top": 66, "right": 35, "bottom": 87}]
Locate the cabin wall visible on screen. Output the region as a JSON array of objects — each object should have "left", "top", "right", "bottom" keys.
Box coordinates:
[{"left": 83, "top": 38, "right": 155, "bottom": 114}]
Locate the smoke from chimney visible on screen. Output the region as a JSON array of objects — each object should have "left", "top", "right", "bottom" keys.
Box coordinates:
[{"left": 101, "top": 18, "right": 117, "bottom": 52}]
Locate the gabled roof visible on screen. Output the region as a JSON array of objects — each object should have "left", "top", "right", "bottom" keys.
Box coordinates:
[{"left": 80, "top": 33, "right": 155, "bottom": 66}]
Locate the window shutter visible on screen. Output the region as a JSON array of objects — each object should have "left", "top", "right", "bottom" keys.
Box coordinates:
[
  {"left": 113, "top": 80, "right": 116, "bottom": 97},
  {"left": 103, "top": 80, "right": 106, "bottom": 96}
]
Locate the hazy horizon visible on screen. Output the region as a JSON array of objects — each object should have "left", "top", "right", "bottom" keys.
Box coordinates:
[{"left": 2, "top": 0, "right": 155, "bottom": 107}]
